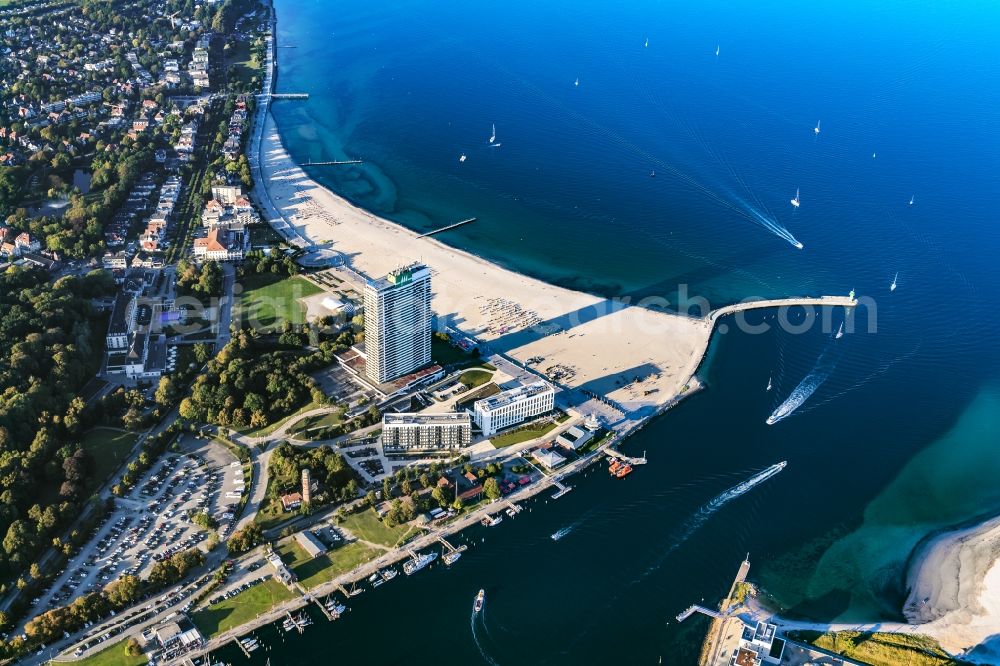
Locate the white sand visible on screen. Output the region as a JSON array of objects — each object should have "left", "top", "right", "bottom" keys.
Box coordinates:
[
  {"left": 904, "top": 516, "right": 1000, "bottom": 658},
  {"left": 254, "top": 111, "right": 713, "bottom": 414}
]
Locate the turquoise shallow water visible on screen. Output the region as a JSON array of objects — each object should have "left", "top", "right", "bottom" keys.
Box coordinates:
[{"left": 217, "top": 0, "right": 1000, "bottom": 661}]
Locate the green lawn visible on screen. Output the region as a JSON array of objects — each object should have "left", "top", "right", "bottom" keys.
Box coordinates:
[
  {"left": 238, "top": 273, "right": 322, "bottom": 330},
  {"left": 789, "top": 630, "right": 965, "bottom": 666},
  {"left": 74, "top": 641, "right": 147, "bottom": 666},
  {"left": 81, "top": 428, "right": 139, "bottom": 486},
  {"left": 192, "top": 578, "right": 296, "bottom": 638},
  {"left": 224, "top": 38, "right": 263, "bottom": 91},
  {"left": 459, "top": 368, "right": 493, "bottom": 388},
  {"left": 490, "top": 421, "right": 558, "bottom": 448},
  {"left": 276, "top": 539, "right": 380, "bottom": 590},
  {"left": 289, "top": 410, "right": 343, "bottom": 436},
  {"left": 340, "top": 509, "right": 418, "bottom": 548}
]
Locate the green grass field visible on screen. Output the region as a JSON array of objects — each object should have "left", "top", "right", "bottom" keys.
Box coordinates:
[
  {"left": 239, "top": 273, "right": 322, "bottom": 330},
  {"left": 74, "top": 641, "right": 147, "bottom": 666},
  {"left": 276, "top": 539, "right": 380, "bottom": 590},
  {"left": 490, "top": 421, "right": 558, "bottom": 448},
  {"left": 340, "top": 509, "right": 418, "bottom": 548},
  {"left": 289, "top": 410, "right": 343, "bottom": 435},
  {"left": 81, "top": 428, "right": 139, "bottom": 486},
  {"left": 789, "top": 630, "right": 968, "bottom": 666},
  {"left": 459, "top": 368, "right": 493, "bottom": 388},
  {"left": 192, "top": 579, "right": 296, "bottom": 638}
]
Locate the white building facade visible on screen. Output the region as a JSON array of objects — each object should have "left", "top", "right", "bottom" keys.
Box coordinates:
[
  {"left": 363, "top": 263, "right": 432, "bottom": 384},
  {"left": 474, "top": 381, "right": 556, "bottom": 437},
  {"left": 381, "top": 413, "right": 472, "bottom": 452}
]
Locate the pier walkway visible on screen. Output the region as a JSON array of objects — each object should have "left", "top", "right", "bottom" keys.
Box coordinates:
[
  {"left": 707, "top": 295, "right": 857, "bottom": 324},
  {"left": 303, "top": 159, "right": 363, "bottom": 166},
  {"left": 676, "top": 605, "right": 724, "bottom": 622},
  {"left": 417, "top": 217, "right": 476, "bottom": 238}
]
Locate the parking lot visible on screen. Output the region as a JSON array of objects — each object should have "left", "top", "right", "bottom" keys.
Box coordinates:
[{"left": 21, "top": 440, "right": 245, "bottom": 626}]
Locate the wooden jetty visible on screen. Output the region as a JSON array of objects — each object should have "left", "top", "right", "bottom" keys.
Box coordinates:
[
  {"left": 302, "top": 159, "right": 363, "bottom": 166},
  {"left": 416, "top": 217, "right": 476, "bottom": 238},
  {"left": 551, "top": 480, "right": 573, "bottom": 499},
  {"left": 285, "top": 609, "right": 303, "bottom": 634},
  {"left": 271, "top": 92, "right": 309, "bottom": 99},
  {"left": 312, "top": 595, "right": 333, "bottom": 621},
  {"left": 232, "top": 637, "right": 251, "bottom": 658}
]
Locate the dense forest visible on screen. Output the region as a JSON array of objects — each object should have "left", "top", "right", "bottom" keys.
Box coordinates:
[
  {"left": 0, "top": 267, "right": 115, "bottom": 587},
  {"left": 178, "top": 331, "right": 329, "bottom": 430}
]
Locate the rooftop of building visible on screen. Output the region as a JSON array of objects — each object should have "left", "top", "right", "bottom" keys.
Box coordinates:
[
  {"left": 474, "top": 380, "right": 553, "bottom": 413},
  {"left": 383, "top": 412, "right": 471, "bottom": 426},
  {"left": 366, "top": 262, "right": 429, "bottom": 292}
]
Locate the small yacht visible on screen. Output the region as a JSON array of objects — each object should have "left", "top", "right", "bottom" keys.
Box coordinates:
[
  {"left": 766, "top": 375, "right": 772, "bottom": 392},
  {"left": 891, "top": 272, "right": 898, "bottom": 292},
  {"left": 645, "top": 37, "right": 649, "bottom": 48},
  {"left": 836, "top": 322, "right": 844, "bottom": 339},
  {"left": 814, "top": 120, "right": 821, "bottom": 135},
  {"left": 489, "top": 123, "right": 496, "bottom": 144},
  {"left": 715, "top": 45, "right": 720, "bottom": 57},
  {"left": 574, "top": 77, "right": 579, "bottom": 87},
  {"left": 909, "top": 195, "right": 915, "bottom": 205},
  {"left": 790, "top": 188, "right": 800, "bottom": 208},
  {"left": 650, "top": 170, "right": 656, "bottom": 177},
  {"left": 459, "top": 153, "right": 466, "bottom": 163},
  {"left": 872, "top": 152, "right": 876, "bottom": 159},
  {"left": 474, "top": 589, "right": 485, "bottom": 613}
]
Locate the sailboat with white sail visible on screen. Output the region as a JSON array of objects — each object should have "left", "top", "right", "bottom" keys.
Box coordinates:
[
  {"left": 909, "top": 195, "right": 915, "bottom": 205},
  {"left": 814, "top": 120, "right": 821, "bottom": 135},
  {"left": 489, "top": 123, "right": 496, "bottom": 144},
  {"left": 790, "top": 188, "right": 800, "bottom": 208},
  {"left": 891, "top": 272, "right": 898, "bottom": 291}
]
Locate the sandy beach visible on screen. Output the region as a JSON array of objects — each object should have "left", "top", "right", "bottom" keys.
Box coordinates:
[
  {"left": 904, "top": 517, "right": 1000, "bottom": 659},
  {"left": 254, "top": 110, "right": 714, "bottom": 415}
]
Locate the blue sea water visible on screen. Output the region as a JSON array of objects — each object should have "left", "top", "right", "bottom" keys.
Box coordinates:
[{"left": 222, "top": 0, "right": 1000, "bottom": 661}]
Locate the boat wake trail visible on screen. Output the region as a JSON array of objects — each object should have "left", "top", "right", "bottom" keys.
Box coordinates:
[
  {"left": 767, "top": 348, "right": 838, "bottom": 424},
  {"left": 550, "top": 525, "right": 573, "bottom": 541},
  {"left": 632, "top": 462, "right": 787, "bottom": 583},
  {"left": 470, "top": 610, "right": 500, "bottom": 666}
]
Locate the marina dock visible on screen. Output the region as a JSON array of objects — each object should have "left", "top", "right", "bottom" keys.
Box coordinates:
[
  {"left": 551, "top": 480, "right": 573, "bottom": 499},
  {"left": 270, "top": 92, "right": 309, "bottom": 99},
  {"left": 232, "top": 637, "right": 250, "bottom": 658},
  {"left": 313, "top": 595, "right": 334, "bottom": 621},
  {"left": 284, "top": 609, "right": 303, "bottom": 634},
  {"left": 416, "top": 217, "right": 477, "bottom": 238},
  {"left": 606, "top": 449, "right": 647, "bottom": 465}
]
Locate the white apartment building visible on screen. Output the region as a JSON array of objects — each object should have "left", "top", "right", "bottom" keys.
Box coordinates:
[
  {"left": 381, "top": 413, "right": 472, "bottom": 452},
  {"left": 363, "top": 263, "right": 432, "bottom": 384},
  {"left": 473, "top": 381, "right": 556, "bottom": 437}
]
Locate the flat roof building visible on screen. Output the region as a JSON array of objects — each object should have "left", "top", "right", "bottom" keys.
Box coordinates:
[
  {"left": 363, "top": 263, "right": 432, "bottom": 384},
  {"left": 381, "top": 412, "right": 472, "bottom": 452},
  {"left": 474, "top": 381, "right": 555, "bottom": 437}
]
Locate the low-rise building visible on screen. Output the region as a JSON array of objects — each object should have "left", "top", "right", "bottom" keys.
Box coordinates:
[
  {"left": 193, "top": 225, "right": 247, "bottom": 261},
  {"left": 294, "top": 531, "right": 327, "bottom": 559},
  {"left": 533, "top": 448, "right": 566, "bottom": 469},
  {"left": 474, "top": 381, "right": 555, "bottom": 437},
  {"left": 281, "top": 492, "right": 302, "bottom": 512},
  {"left": 381, "top": 412, "right": 472, "bottom": 452}
]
